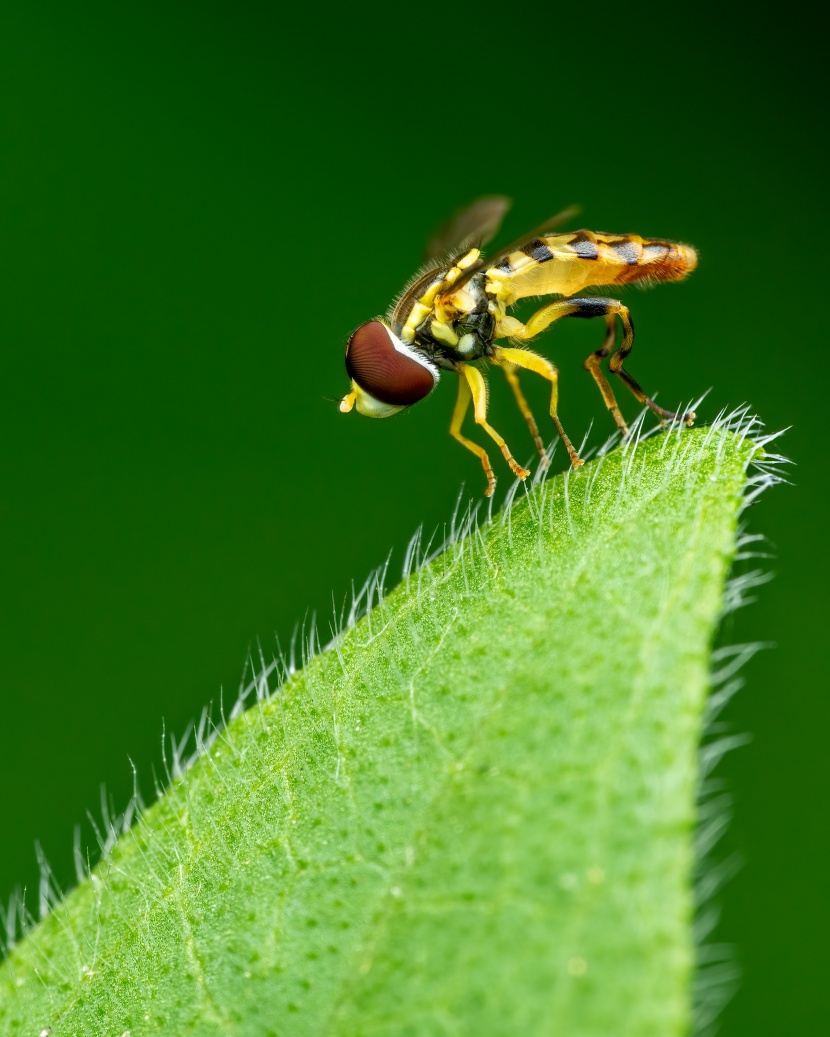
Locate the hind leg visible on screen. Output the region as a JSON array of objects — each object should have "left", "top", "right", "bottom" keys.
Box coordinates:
[
  {"left": 504, "top": 296, "right": 694, "bottom": 431},
  {"left": 603, "top": 304, "right": 695, "bottom": 427},
  {"left": 583, "top": 314, "right": 630, "bottom": 434}
]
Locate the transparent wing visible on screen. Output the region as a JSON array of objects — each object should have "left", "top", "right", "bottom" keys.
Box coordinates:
[{"left": 424, "top": 195, "right": 512, "bottom": 261}]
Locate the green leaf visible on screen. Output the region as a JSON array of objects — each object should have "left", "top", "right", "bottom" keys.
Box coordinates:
[{"left": 0, "top": 418, "right": 772, "bottom": 1036}]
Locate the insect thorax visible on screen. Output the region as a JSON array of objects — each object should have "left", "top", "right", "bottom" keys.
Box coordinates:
[{"left": 394, "top": 273, "right": 495, "bottom": 370}]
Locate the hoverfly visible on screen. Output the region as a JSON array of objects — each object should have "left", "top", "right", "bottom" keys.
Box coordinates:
[{"left": 339, "top": 197, "right": 697, "bottom": 496}]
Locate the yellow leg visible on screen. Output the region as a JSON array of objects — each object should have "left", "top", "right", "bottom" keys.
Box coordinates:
[
  {"left": 449, "top": 373, "right": 497, "bottom": 497},
  {"left": 461, "top": 365, "right": 530, "bottom": 489},
  {"left": 605, "top": 310, "right": 695, "bottom": 426},
  {"left": 504, "top": 298, "right": 582, "bottom": 341},
  {"left": 505, "top": 296, "right": 693, "bottom": 430},
  {"left": 583, "top": 315, "right": 630, "bottom": 434},
  {"left": 494, "top": 346, "right": 583, "bottom": 468},
  {"left": 502, "top": 364, "right": 547, "bottom": 463}
]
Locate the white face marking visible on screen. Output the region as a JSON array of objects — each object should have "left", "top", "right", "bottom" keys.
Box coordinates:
[{"left": 383, "top": 325, "right": 440, "bottom": 384}]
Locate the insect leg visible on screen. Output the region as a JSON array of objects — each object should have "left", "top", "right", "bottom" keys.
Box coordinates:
[
  {"left": 449, "top": 371, "right": 498, "bottom": 497},
  {"left": 462, "top": 365, "right": 531, "bottom": 486},
  {"left": 494, "top": 346, "right": 583, "bottom": 468},
  {"left": 507, "top": 297, "right": 694, "bottom": 429},
  {"left": 583, "top": 315, "right": 630, "bottom": 434},
  {"left": 604, "top": 304, "right": 695, "bottom": 426},
  {"left": 501, "top": 364, "right": 547, "bottom": 462}
]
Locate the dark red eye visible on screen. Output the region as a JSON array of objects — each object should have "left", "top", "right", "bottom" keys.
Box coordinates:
[{"left": 345, "top": 321, "right": 437, "bottom": 406}]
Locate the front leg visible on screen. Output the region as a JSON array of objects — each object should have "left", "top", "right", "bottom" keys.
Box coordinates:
[
  {"left": 449, "top": 373, "right": 497, "bottom": 497},
  {"left": 463, "top": 365, "right": 530, "bottom": 484}
]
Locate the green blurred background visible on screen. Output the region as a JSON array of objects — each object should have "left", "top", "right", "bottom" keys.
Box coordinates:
[{"left": 1, "top": 1, "right": 826, "bottom": 1031}]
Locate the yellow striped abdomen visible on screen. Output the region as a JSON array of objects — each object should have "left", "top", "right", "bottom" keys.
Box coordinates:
[{"left": 486, "top": 230, "right": 698, "bottom": 303}]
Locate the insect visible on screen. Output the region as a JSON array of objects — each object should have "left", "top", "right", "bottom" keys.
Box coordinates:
[{"left": 339, "top": 197, "right": 698, "bottom": 496}]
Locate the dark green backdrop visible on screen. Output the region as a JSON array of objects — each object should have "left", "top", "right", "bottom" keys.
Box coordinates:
[{"left": 1, "top": 3, "right": 826, "bottom": 1032}]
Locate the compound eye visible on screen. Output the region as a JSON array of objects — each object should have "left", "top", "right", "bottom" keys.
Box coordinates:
[{"left": 345, "top": 321, "right": 437, "bottom": 406}]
